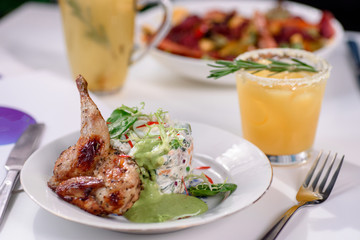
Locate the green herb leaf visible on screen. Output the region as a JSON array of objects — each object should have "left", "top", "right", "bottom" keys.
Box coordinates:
[
  {"left": 170, "top": 138, "right": 181, "bottom": 149},
  {"left": 188, "top": 183, "right": 237, "bottom": 197},
  {"left": 107, "top": 105, "right": 140, "bottom": 139}
]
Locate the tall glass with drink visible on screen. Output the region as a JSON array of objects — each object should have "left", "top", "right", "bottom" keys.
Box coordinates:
[{"left": 59, "top": 0, "right": 172, "bottom": 93}]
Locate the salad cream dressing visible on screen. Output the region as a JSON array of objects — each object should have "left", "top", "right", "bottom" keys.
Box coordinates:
[{"left": 110, "top": 120, "right": 193, "bottom": 194}]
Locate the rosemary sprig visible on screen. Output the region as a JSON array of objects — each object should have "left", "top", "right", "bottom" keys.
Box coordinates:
[{"left": 207, "top": 58, "right": 318, "bottom": 79}]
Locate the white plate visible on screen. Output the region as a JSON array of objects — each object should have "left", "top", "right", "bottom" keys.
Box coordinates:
[
  {"left": 21, "top": 122, "right": 272, "bottom": 234},
  {"left": 137, "top": 0, "right": 344, "bottom": 85}
]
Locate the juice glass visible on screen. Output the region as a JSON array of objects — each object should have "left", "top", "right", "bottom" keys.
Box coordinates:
[
  {"left": 236, "top": 48, "right": 331, "bottom": 165},
  {"left": 59, "top": 0, "right": 171, "bottom": 93}
]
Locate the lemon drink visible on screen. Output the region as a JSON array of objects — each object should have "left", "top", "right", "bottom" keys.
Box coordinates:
[
  {"left": 59, "top": 0, "right": 135, "bottom": 92},
  {"left": 208, "top": 48, "right": 331, "bottom": 165}
]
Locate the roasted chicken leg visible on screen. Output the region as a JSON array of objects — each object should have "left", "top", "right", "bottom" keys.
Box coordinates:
[{"left": 48, "top": 75, "right": 141, "bottom": 216}]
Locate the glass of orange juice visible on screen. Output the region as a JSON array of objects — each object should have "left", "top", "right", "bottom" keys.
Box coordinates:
[
  {"left": 58, "top": 0, "right": 172, "bottom": 93},
  {"left": 235, "top": 48, "right": 331, "bottom": 165}
]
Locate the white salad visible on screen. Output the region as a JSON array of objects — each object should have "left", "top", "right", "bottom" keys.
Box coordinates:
[{"left": 107, "top": 103, "right": 193, "bottom": 194}]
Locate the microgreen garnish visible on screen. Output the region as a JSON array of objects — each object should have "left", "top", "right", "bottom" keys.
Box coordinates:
[
  {"left": 185, "top": 173, "right": 237, "bottom": 197},
  {"left": 207, "top": 58, "right": 318, "bottom": 79},
  {"left": 188, "top": 183, "right": 237, "bottom": 197},
  {"left": 107, "top": 104, "right": 145, "bottom": 139},
  {"left": 107, "top": 103, "right": 189, "bottom": 154}
]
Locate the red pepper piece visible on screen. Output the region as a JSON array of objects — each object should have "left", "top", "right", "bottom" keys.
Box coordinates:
[
  {"left": 182, "top": 176, "right": 189, "bottom": 195},
  {"left": 196, "top": 166, "right": 211, "bottom": 170},
  {"left": 204, "top": 174, "right": 214, "bottom": 184},
  {"left": 124, "top": 134, "right": 133, "bottom": 148},
  {"left": 136, "top": 121, "right": 159, "bottom": 128}
]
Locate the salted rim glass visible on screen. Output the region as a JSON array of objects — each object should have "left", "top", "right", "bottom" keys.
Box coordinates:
[
  {"left": 236, "top": 48, "right": 331, "bottom": 87},
  {"left": 235, "top": 48, "right": 331, "bottom": 166}
]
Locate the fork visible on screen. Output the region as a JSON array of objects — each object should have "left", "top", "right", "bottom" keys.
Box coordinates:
[{"left": 261, "top": 151, "right": 344, "bottom": 240}]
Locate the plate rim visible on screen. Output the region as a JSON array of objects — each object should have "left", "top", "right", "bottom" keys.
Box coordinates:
[{"left": 20, "top": 121, "right": 273, "bottom": 233}]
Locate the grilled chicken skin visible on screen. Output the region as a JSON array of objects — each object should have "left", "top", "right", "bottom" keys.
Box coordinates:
[{"left": 48, "top": 75, "right": 141, "bottom": 216}]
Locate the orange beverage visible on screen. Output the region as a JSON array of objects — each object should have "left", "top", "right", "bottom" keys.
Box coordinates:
[{"left": 236, "top": 48, "right": 330, "bottom": 165}]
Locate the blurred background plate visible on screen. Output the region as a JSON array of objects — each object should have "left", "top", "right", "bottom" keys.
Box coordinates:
[{"left": 137, "top": 0, "right": 344, "bottom": 86}]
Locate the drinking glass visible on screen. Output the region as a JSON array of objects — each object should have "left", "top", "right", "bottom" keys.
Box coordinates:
[
  {"left": 59, "top": 0, "right": 172, "bottom": 93},
  {"left": 236, "top": 48, "right": 331, "bottom": 165}
]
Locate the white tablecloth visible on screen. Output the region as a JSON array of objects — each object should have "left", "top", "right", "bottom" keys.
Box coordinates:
[{"left": 0, "top": 2, "right": 360, "bottom": 240}]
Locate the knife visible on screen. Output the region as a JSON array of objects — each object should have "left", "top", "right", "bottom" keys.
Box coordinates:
[
  {"left": 0, "top": 123, "right": 45, "bottom": 225},
  {"left": 347, "top": 39, "right": 360, "bottom": 90}
]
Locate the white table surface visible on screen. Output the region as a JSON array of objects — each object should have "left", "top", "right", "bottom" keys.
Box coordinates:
[{"left": 1, "top": 2, "right": 360, "bottom": 240}]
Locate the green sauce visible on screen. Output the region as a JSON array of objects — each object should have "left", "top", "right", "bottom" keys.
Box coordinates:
[
  {"left": 131, "top": 138, "right": 168, "bottom": 170},
  {"left": 125, "top": 135, "right": 208, "bottom": 223},
  {"left": 124, "top": 180, "right": 208, "bottom": 223}
]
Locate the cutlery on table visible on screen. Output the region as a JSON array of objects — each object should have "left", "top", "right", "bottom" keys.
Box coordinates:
[
  {"left": 347, "top": 39, "right": 360, "bottom": 89},
  {"left": 261, "top": 151, "right": 344, "bottom": 240},
  {"left": 0, "top": 123, "right": 45, "bottom": 225}
]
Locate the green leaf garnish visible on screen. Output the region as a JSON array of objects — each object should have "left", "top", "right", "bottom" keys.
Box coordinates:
[
  {"left": 188, "top": 183, "right": 237, "bottom": 197},
  {"left": 107, "top": 103, "right": 188, "bottom": 151},
  {"left": 106, "top": 104, "right": 143, "bottom": 139},
  {"left": 207, "top": 58, "right": 318, "bottom": 79},
  {"left": 170, "top": 138, "right": 182, "bottom": 149}
]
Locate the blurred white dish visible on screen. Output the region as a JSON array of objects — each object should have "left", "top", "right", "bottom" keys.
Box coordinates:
[
  {"left": 138, "top": 0, "right": 344, "bottom": 85},
  {"left": 21, "top": 122, "right": 272, "bottom": 234}
]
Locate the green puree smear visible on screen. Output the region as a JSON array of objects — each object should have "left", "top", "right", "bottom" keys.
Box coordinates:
[
  {"left": 124, "top": 180, "right": 208, "bottom": 223},
  {"left": 125, "top": 136, "right": 208, "bottom": 223}
]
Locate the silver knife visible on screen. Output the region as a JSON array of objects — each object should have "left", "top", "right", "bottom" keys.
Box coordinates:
[{"left": 0, "top": 123, "right": 45, "bottom": 225}]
